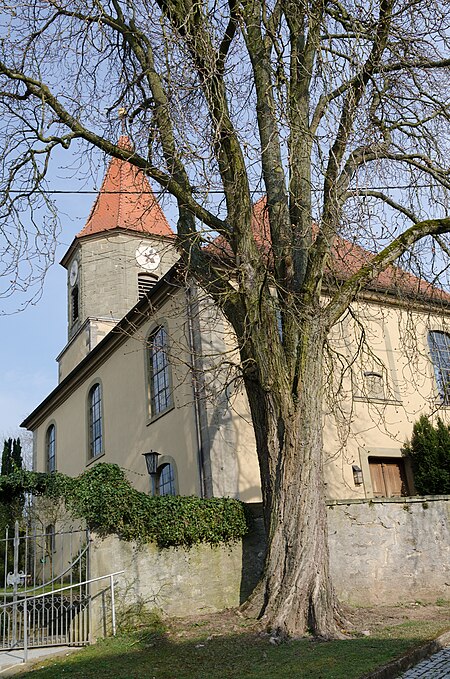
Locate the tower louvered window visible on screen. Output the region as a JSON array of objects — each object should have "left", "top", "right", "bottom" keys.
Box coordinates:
[
  {"left": 138, "top": 273, "right": 158, "bottom": 300},
  {"left": 71, "top": 286, "right": 79, "bottom": 322}
]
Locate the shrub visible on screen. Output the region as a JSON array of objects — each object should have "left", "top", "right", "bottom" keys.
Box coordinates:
[
  {"left": 402, "top": 416, "right": 450, "bottom": 495},
  {"left": 0, "top": 463, "right": 250, "bottom": 548}
]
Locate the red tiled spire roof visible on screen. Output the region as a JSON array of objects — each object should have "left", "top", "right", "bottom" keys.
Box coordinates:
[{"left": 77, "top": 136, "right": 174, "bottom": 239}]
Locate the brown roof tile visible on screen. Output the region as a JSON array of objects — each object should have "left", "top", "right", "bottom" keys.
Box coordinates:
[
  {"left": 208, "top": 197, "right": 450, "bottom": 303},
  {"left": 78, "top": 136, "right": 174, "bottom": 239}
]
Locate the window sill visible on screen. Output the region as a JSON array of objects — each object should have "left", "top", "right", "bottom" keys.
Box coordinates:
[
  {"left": 146, "top": 404, "right": 175, "bottom": 426},
  {"left": 86, "top": 452, "right": 105, "bottom": 466},
  {"left": 353, "top": 396, "right": 402, "bottom": 405}
]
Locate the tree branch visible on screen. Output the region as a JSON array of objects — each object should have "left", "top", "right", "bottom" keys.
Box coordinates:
[{"left": 326, "top": 217, "right": 450, "bottom": 325}]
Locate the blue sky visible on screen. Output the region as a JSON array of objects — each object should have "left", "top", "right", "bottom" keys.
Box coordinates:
[
  {"left": 0, "top": 165, "right": 95, "bottom": 437},
  {"left": 0, "top": 143, "right": 180, "bottom": 439}
]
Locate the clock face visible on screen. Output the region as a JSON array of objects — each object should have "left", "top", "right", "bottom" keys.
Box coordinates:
[
  {"left": 69, "top": 259, "right": 79, "bottom": 287},
  {"left": 136, "top": 244, "right": 161, "bottom": 271}
]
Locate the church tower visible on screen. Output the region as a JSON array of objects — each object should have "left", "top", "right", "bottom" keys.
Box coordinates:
[{"left": 58, "top": 137, "right": 178, "bottom": 381}]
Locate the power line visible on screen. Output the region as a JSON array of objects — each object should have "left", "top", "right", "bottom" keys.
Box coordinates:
[{"left": 4, "top": 184, "right": 449, "bottom": 195}]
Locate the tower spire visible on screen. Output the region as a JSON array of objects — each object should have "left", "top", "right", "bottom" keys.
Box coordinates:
[{"left": 76, "top": 138, "right": 173, "bottom": 239}]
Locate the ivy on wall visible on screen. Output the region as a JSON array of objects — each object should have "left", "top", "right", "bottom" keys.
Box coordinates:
[{"left": 0, "top": 463, "right": 250, "bottom": 548}]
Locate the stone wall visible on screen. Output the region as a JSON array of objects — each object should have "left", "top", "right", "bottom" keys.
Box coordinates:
[
  {"left": 327, "top": 495, "right": 450, "bottom": 606},
  {"left": 89, "top": 496, "right": 450, "bottom": 631},
  {"left": 89, "top": 513, "right": 266, "bottom": 634}
]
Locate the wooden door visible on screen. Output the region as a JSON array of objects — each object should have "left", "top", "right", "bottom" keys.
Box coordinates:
[{"left": 369, "top": 457, "right": 409, "bottom": 497}]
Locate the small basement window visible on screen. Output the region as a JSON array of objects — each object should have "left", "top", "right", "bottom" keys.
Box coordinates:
[{"left": 138, "top": 273, "right": 158, "bottom": 300}]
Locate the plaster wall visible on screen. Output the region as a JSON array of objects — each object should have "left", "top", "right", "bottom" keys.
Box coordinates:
[
  {"left": 89, "top": 515, "right": 266, "bottom": 636},
  {"left": 34, "top": 288, "right": 202, "bottom": 495},
  {"left": 31, "top": 282, "right": 450, "bottom": 502},
  {"left": 323, "top": 301, "right": 450, "bottom": 499},
  {"left": 327, "top": 496, "right": 450, "bottom": 605},
  {"left": 191, "top": 289, "right": 262, "bottom": 502},
  {"left": 58, "top": 319, "right": 117, "bottom": 382}
]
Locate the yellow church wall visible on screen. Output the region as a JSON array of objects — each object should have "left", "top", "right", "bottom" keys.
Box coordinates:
[
  {"left": 323, "top": 299, "right": 450, "bottom": 499},
  {"left": 33, "top": 288, "right": 202, "bottom": 496},
  {"left": 31, "top": 279, "right": 450, "bottom": 503},
  {"left": 57, "top": 318, "right": 117, "bottom": 382}
]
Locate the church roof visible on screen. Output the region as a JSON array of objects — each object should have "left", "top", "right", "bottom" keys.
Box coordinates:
[
  {"left": 209, "top": 197, "right": 450, "bottom": 303},
  {"left": 77, "top": 136, "right": 174, "bottom": 239}
]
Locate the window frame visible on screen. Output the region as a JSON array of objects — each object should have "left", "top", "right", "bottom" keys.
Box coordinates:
[
  {"left": 363, "top": 371, "right": 385, "bottom": 401},
  {"left": 147, "top": 325, "right": 173, "bottom": 420},
  {"left": 428, "top": 330, "right": 450, "bottom": 405},
  {"left": 88, "top": 382, "right": 103, "bottom": 459},
  {"left": 45, "top": 423, "right": 56, "bottom": 473},
  {"left": 150, "top": 457, "right": 178, "bottom": 496},
  {"left": 155, "top": 463, "right": 177, "bottom": 496}
]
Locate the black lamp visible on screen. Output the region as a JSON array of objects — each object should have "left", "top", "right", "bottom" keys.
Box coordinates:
[
  {"left": 143, "top": 451, "right": 160, "bottom": 476},
  {"left": 352, "top": 464, "right": 364, "bottom": 485}
]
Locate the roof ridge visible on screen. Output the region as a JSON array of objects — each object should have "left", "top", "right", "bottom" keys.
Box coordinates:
[{"left": 207, "top": 198, "right": 450, "bottom": 303}]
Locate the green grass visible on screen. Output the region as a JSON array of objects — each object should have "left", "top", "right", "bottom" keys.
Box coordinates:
[{"left": 14, "top": 614, "right": 450, "bottom": 679}]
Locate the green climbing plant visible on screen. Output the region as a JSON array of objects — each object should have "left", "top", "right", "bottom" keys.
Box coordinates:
[{"left": 0, "top": 463, "right": 250, "bottom": 548}]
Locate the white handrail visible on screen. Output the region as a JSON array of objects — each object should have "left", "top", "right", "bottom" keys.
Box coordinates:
[
  {"left": 0, "top": 570, "right": 124, "bottom": 609},
  {"left": 15, "top": 571, "right": 125, "bottom": 664}
]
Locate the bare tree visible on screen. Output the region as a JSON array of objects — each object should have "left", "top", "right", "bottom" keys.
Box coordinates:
[{"left": 2, "top": 0, "right": 450, "bottom": 637}]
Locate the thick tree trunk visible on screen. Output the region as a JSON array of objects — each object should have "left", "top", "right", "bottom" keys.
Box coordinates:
[{"left": 242, "top": 319, "right": 343, "bottom": 638}]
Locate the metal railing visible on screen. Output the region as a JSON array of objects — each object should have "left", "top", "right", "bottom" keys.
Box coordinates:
[
  {"left": 0, "top": 522, "right": 91, "bottom": 654},
  {"left": 0, "top": 571, "right": 124, "bottom": 663}
]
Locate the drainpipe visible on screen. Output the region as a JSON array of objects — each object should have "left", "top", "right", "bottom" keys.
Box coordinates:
[{"left": 185, "top": 281, "right": 213, "bottom": 498}]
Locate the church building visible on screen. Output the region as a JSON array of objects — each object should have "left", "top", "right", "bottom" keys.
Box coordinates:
[{"left": 22, "top": 140, "right": 450, "bottom": 502}]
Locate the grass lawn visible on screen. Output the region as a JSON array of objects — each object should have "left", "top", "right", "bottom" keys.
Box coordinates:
[{"left": 11, "top": 604, "right": 450, "bottom": 679}]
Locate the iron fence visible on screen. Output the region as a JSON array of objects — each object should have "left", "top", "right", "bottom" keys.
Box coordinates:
[{"left": 0, "top": 521, "right": 90, "bottom": 651}]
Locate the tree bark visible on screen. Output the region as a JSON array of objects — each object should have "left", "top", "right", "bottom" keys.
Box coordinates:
[{"left": 242, "top": 317, "right": 343, "bottom": 638}]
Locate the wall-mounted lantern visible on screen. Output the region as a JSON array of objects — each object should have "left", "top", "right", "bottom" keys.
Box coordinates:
[
  {"left": 143, "top": 451, "right": 160, "bottom": 476},
  {"left": 352, "top": 464, "right": 364, "bottom": 485}
]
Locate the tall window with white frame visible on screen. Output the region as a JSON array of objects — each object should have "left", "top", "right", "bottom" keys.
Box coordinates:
[
  {"left": 46, "top": 424, "right": 56, "bottom": 472},
  {"left": 88, "top": 383, "right": 103, "bottom": 458},
  {"left": 428, "top": 330, "right": 450, "bottom": 404},
  {"left": 156, "top": 463, "right": 176, "bottom": 496},
  {"left": 148, "top": 326, "right": 172, "bottom": 417}
]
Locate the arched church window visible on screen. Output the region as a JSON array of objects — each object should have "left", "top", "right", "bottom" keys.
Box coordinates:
[
  {"left": 147, "top": 326, "right": 172, "bottom": 417},
  {"left": 46, "top": 424, "right": 56, "bottom": 472},
  {"left": 428, "top": 331, "right": 450, "bottom": 404},
  {"left": 88, "top": 383, "right": 103, "bottom": 458},
  {"left": 156, "top": 463, "right": 176, "bottom": 496}
]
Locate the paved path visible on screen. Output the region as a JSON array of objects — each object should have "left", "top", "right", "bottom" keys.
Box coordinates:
[
  {"left": 0, "top": 646, "right": 78, "bottom": 674},
  {"left": 396, "top": 647, "right": 450, "bottom": 678}
]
